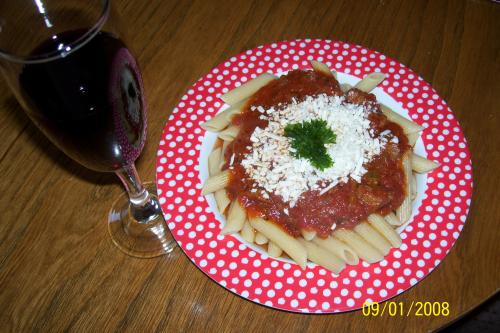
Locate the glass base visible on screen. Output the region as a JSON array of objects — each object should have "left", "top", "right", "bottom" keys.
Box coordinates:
[{"left": 108, "top": 182, "right": 175, "bottom": 258}]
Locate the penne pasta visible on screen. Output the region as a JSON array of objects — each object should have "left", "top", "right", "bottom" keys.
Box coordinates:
[
  {"left": 333, "top": 228, "right": 384, "bottom": 264},
  {"left": 220, "top": 140, "right": 231, "bottom": 170},
  {"left": 249, "top": 217, "right": 307, "bottom": 269},
  {"left": 340, "top": 83, "right": 352, "bottom": 92},
  {"left": 384, "top": 211, "right": 402, "bottom": 226},
  {"left": 301, "top": 229, "right": 316, "bottom": 241},
  {"left": 410, "top": 173, "right": 417, "bottom": 201},
  {"left": 218, "top": 125, "right": 240, "bottom": 142},
  {"left": 367, "top": 214, "right": 402, "bottom": 248},
  {"left": 218, "top": 144, "right": 226, "bottom": 170},
  {"left": 396, "top": 152, "right": 412, "bottom": 224},
  {"left": 220, "top": 73, "right": 277, "bottom": 105},
  {"left": 407, "top": 132, "right": 420, "bottom": 147},
  {"left": 222, "top": 141, "right": 231, "bottom": 152},
  {"left": 221, "top": 199, "right": 246, "bottom": 235},
  {"left": 354, "top": 222, "right": 392, "bottom": 255},
  {"left": 208, "top": 147, "right": 222, "bottom": 176},
  {"left": 310, "top": 60, "right": 337, "bottom": 79},
  {"left": 221, "top": 139, "right": 231, "bottom": 154},
  {"left": 267, "top": 241, "right": 283, "bottom": 258},
  {"left": 298, "top": 238, "right": 345, "bottom": 274},
  {"left": 255, "top": 232, "right": 269, "bottom": 245},
  {"left": 240, "top": 220, "right": 255, "bottom": 244},
  {"left": 355, "top": 72, "right": 386, "bottom": 93},
  {"left": 380, "top": 105, "right": 424, "bottom": 134},
  {"left": 201, "top": 169, "right": 231, "bottom": 195},
  {"left": 200, "top": 99, "right": 248, "bottom": 132},
  {"left": 312, "top": 236, "right": 359, "bottom": 265},
  {"left": 214, "top": 189, "right": 231, "bottom": 215},
  {"left": 411, "top": 153, "right": 440, "bottom": 173}
]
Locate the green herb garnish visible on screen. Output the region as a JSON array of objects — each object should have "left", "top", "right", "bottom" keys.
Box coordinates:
[{"left": 284, "top": 119, "right": 336, "bottom": 170}]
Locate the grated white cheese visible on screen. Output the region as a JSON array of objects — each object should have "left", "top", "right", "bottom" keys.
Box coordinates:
[{"left": 241, "top": 94, "right": 391, "bottom": 206}]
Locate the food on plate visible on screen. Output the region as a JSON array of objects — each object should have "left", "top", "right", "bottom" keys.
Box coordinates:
[{"left": 201, "top": 61, "right": 439, "bottom": 273}]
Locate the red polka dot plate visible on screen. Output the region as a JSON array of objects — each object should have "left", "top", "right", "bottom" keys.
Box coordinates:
[{"left": 155, "top": 39, "right": 473, "bottom": 313}]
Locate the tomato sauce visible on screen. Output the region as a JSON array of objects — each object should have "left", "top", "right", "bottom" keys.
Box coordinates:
[{"left": 223, "top": 70, "right": 410, "bottom": 238}]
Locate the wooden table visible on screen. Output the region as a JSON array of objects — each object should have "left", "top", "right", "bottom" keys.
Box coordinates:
[{"left": 1, "top": 0, "right": 499, "bottom": 332}]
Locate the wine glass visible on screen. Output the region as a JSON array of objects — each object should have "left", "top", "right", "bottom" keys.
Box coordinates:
[{"left": 0, "top": 0, "right": 175, "bottom": 257}]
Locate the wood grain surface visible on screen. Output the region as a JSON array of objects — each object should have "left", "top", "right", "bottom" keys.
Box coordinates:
[{"left": 0, "top": 0, "right": 499, "bottom": 332}]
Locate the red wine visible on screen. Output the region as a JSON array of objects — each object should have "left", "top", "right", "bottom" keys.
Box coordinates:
[{"left": 19, "top": 30, "right": 146, "bottom": 172}]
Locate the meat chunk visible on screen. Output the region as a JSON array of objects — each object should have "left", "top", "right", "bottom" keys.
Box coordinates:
[
  {"left": 345, "top": 88, "right": 381, "bottom": 113},
  {"left": 357, "top": 185, "right": 386, "bottom": 208}
]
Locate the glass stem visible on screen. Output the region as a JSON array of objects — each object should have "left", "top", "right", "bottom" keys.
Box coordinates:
[{"left": 115, "top": 164, "right": 161, "bottom": 224}]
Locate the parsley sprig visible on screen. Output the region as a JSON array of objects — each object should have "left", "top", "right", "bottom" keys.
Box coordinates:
[{"left": 284, "top": 119, "right": 336, "bottom": 171}]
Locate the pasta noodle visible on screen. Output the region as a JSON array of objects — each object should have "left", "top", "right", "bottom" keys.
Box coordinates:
[
  {"left": 221, "top": 199, "right": 246, "bottom": 235},
  {"left": 310, "top": 60, "right": 337, "bottom": 79},
  {"left": 411, "top": 153, "right": 440, "bottom": 173},
  {"left": 333, "top": 228, "right": 384, "bottom": 264},
  {"left": 268, "top": 241, "right": 283, "bottom": 258},
  {"left": 201, "top": 99, "right": 248, "bottom": 132},
  {"left": 218, "top": 125, "right": 240, "bottom": 141},
  {"left": 312, "top": 236, "right": 359, "bottom": 265},
  {"left": 240, "top": 220, "right": 255, "bottom": 243},
  {"left": 301, "top": 229, "right": 317, "bottom": 241},
  {"left": 410, "top": 173, "right": 417, "bottom": 201},
  {"left": 384, "top": 211, "right": 402, "bottom": 226},
  {"left": 249, "top": 217, "right": 307, "bottom": 269},
  {"left": 298, "top": 238, "right": 345, "bottom": 274},
  {"left": 367, "top": 214, "right": 402, "bottom": 248},
  {"left": 255, "top": 232, "right": 269, "bottom": 245},
  {"left": 340, "top": 83, "right": 352, "bottom": 92},
  {"left": 201, "top": 169, "right": 230, "bottom": 195},
  {"left": 208, "top": 147, "right": 222, "bottom": 176},
  {"left": 214, "top": 189, "right": 231, "bottom": 214},
  {"left": 396, "top": 152, "right": 413, "bottom": 224},
  {"left": 353, "top": 222, "right": 392, "bottom": 255},
  {"left": 355, "top": 72, "right": 386, "bottom": 93},
  {"left": 220, "top": 73, "right": 277, "bottom": 105},
  {"left": 407, "top": 132, "right": 420, "bottom": 146},
  {"left": 220, "top": 140, "right": 231, "bottom": 171},
  {"left": 380, "top": 105, "right": 424, "bottom": 134}
]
